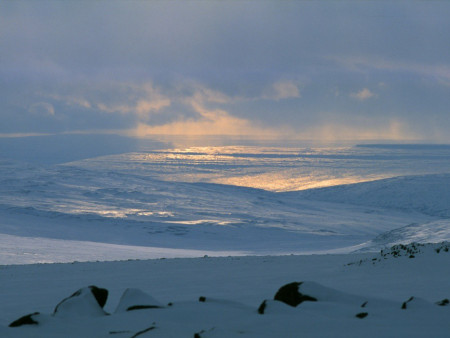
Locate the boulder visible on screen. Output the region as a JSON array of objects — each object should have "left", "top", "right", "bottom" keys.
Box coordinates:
[
  {"left": 9, "top": 312, "right": 40, "bottom": 327},
  {"left": 115, "top": 288, "right": 163, "bottom": 313},
  {"left": 53, "top": 285, "right": 108, "bottom": 317},
  {"left": 274, "top": 282, "right": 317, "bottom": 307}
]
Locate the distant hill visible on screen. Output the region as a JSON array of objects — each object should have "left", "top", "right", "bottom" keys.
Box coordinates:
[{"left": 287, "top": 173, "right": 450, "bottom": 218}]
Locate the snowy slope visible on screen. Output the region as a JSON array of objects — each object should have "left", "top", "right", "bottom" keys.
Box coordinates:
[
  {"left": 0, "top": 159, "right": 436, "bottom": 264},
  {"left": 291, "top": 174, "right": 450, "bottom": 217},
  {"left": 2, "top": 145, "right": 450, "bottom": 264},
  {"left": 356, "top": 219, "right": 450, "bottom": 251},
  {"left": 285, "top": 173, "right": 450, "bottom": 251},
  {"left": 1, "top": 243, "right": 450, "bottom": 337}
]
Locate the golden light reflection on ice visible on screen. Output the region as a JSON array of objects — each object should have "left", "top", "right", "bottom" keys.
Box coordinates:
[
  {"left": 213, "top": 173, "right": 390, "bottom": 192},
  {"left": 164, "top": 219, "right": 235, "bottom": 226},
  {"left": 71, "top": 145, "right": 441, "bottom": 193},
  {"left": 136, "top": 146, "right": 393, "bottom": 192}
]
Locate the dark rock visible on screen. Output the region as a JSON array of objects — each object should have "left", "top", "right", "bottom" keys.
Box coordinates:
[
  {"left": 199, "top": 296, "right": 206, "bottom": 302},
  {"left": 130, "top": 326, "right": 156, "bottom": 338},
  {"left": 257, "top": 300, "right": 267, "bottom": 314},
  {"left": 54, "top": 285, "right": 108, "bottom": 315},
  {"left": 53, "top": 286, "right": 109, "bottom": 317},
  {"left": 436, "top": 298, "right": 449, "bottom": 306},
  {"left": 355, "top": 312, "right": 368, "bottom": 319},
  {"left": 401, "top": 296, "right": 414, "bottom": 309},
  {"left": 89, "top": 285, "right": 108, "bottom": 308},
  {"left": 194, "top": 329, "right": 206, "bottom": 338},
  {"left": 127, "top": 305, "right": 162, "bottom": 311},
  {"left": 274, "top": 282, "right": 317, "bottom": 307},
  {"left": 9, "top": 312, "right": 40, "bottom": 327}
]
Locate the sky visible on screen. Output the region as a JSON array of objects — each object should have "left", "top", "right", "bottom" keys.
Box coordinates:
[{"left": 1, "top": 1, "right": 450, "bottom": 144}]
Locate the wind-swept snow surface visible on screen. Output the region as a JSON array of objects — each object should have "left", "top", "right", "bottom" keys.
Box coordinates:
[
  {"left": 1, "top": 243, "right": 450, "bottom": 337},
  {"left": 0, "top": 162, "right": 438, "bottom": 263},
  {"left": 293, "top": 173, "right": 450, "bottom": 218},
  {"left": 2, "top": 145, "right": 450, "bottom": 263}
]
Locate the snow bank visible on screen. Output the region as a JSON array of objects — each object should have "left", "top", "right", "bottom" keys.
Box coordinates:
[{"left": 1, "top": 244, "right": 450, "bottom": 337}]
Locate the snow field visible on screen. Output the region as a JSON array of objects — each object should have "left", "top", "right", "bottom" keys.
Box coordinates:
[{"left": 1, "top": 243, "right": 450, "bottom": 337}]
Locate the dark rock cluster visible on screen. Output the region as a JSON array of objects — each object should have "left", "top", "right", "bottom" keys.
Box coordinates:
[{"left": 349, "top": 241, "right": 450, "bottom": 266}]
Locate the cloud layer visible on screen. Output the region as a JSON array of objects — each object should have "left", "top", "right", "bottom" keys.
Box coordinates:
[{"left": 1, "top": 1, "right": 450, "bottom": 143}]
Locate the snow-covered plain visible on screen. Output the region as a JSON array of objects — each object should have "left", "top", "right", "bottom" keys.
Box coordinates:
[
  {"left": 1, "top": 143, "right": 450, "bottom": 336},
  {"left": 2, "top": 144, "right": 450, "bottom": 263}
]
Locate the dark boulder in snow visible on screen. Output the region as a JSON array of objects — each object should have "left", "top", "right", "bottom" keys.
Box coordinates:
[
  {"left": 400, "top": 296, "right": 431, "bottom": 310},
  {"left": 401, "top": 296, "right": 414, "bottom": 309},
  {"left": 53, "top": 285, "right": 108, "bottom": 317},
  {"left": 257, "top": 300, "right": 267, "bottom": 314},
  {"left": 130, "top": 325, "right": 156, "bottom": 337},
  {"left": 115, "top": 288, "right": 163, "bottom": 313},
  {"left": 436, "top": 298, "right": 449, "bottom": 306},
  {"left": 355, "top": 312, "right": 368, "bottom": 319},
  {"left": 9, "top": 312, "right": 40, "bottom": 327},
  {"left": 274, "top": 282, "right": 317, "bottom": 307}
]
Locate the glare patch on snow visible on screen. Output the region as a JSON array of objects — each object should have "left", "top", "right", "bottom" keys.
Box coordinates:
[
  {"left": 70, "top": 145, "right": 450, "bottom": 192},
  {"left": 164, "top": 219, "right": 237, "bottom": 226}
]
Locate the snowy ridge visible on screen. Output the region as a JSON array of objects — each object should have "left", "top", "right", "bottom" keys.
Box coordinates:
[
  {"left": 349, "top": 241, "right": 450, "bottom": 265},
  {"left": 356, "top": 220, "right": 450, "bottom": 252}
]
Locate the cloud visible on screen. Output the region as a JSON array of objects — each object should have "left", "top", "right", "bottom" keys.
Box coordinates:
[
  {"left": 49, "top": 83, "right": 170, "bottom": 120},
  {"left": 96, "top": 83, "right": 171, "bottom": 120},
  {"left": 133, "top": 115, "right": 275, "bottom": 138},
  {"left": 14, "top": 78, "right": 445, "bottom": 143},
  {"left": 28, "top": 102, "right": 55, "bottom": 116},
  {"left": 134, "top": 98, "right": 170, "bottom": 117},
  {"left": 333, "top": 55, "right": 450, "bottom": 83},
  {"left": 350, "top": 88, "right": 376, "bottom": 101},
  {"left": 0, "top": 132, "right": 52, "bottom": 138},
  {"left": 48, "top": 94, "right": 91, "bottom": 109},
  {"left": 186, "top": 84, "right": 232, "bottom": 104},
  {"left": 291, "top": 119, "right": 417, "bottom": 142},
  {"left": 262, "top": 80, "right": 300, "bottom": 100},
  {"left": 132, "top": 85, "right": 279, "bottom": 138}
]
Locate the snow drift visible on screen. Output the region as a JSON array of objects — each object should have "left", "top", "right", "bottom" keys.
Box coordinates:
[{"left": 3, "top": 242, "right": 450, "bottom": 337}]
